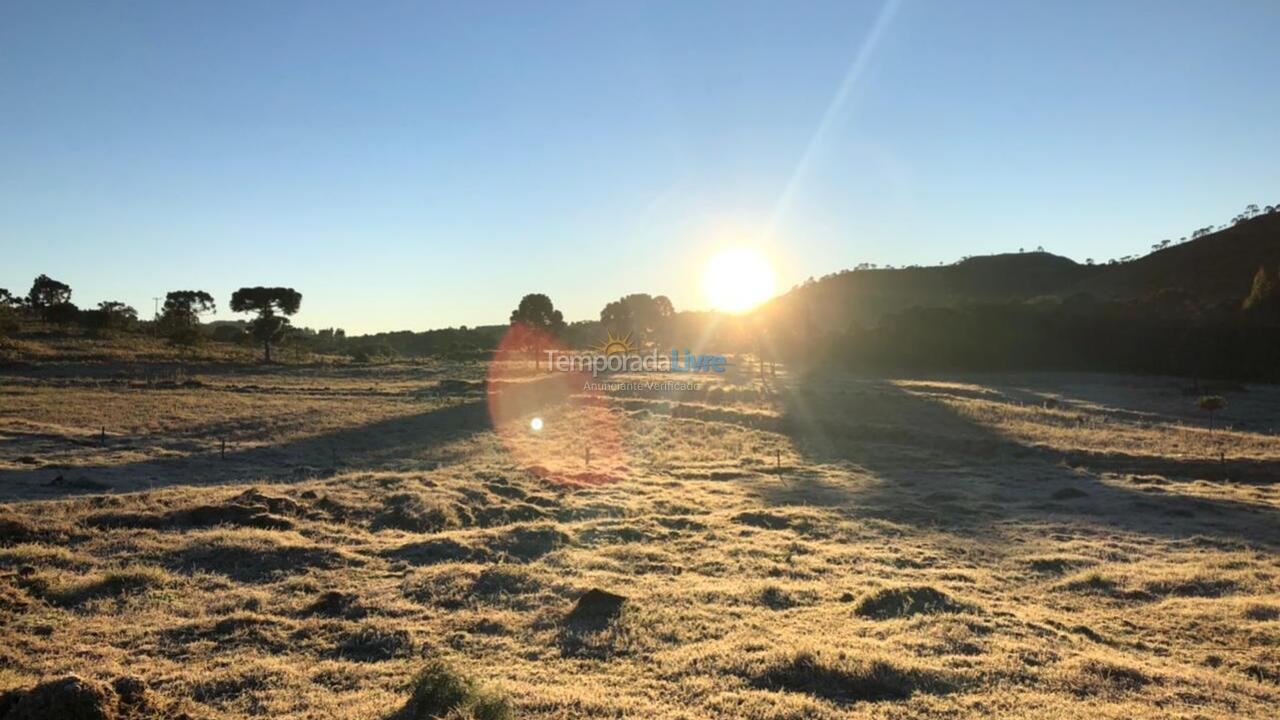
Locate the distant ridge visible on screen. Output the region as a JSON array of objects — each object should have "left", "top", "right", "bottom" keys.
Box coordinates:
[
  {"left": 763, "top": 210, "right": 1280, "bottom": 328},
  {"left": 1073, "top": 211, "right": 1280, "bottom": 304}
]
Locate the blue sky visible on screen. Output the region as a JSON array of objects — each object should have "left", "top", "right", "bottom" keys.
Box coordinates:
[{"left": 2, "top": 1, "right": 1277, "bottom": 333}]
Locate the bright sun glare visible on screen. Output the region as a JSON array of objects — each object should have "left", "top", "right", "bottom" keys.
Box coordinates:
[{"left": 702, "top": 248, "right": 777, "bottom": 314}]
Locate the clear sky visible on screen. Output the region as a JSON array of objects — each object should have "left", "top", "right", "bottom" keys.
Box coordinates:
[{"left": 2, "top": 1, "right": 1278, "bottom": 333}]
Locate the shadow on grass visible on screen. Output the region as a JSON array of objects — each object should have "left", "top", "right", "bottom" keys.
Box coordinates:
[
  {"left": 0, "top": 374, "right": 576, "bottom": 501},
  {"left": 750, "top": 376, "right": 1280, "bottom": 549}
]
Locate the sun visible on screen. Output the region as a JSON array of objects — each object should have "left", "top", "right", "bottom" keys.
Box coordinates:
[{"left": 702, "top": 248, "right": 777, "bottom": 313}]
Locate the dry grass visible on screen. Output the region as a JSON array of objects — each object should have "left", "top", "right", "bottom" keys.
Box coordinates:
[{"left": 0, "top": 355, "right": 1278, "bottom": 718}]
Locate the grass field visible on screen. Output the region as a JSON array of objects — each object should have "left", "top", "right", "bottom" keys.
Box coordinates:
[{"left": 1, "top": 349, "right": 1278, "bottom": 718}]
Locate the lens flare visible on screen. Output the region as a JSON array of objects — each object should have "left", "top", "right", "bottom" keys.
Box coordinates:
[{"left": 487, "top": 324, "right": 624, "bottom": 486}]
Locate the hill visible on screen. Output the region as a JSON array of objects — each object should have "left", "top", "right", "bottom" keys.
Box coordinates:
[
  {"left": 761, "top": 252, "right": 1098, "bottom": 331},
  {"left": 1073, "top": 211, "right": 1280, "bottom": 304},
  {"left": 762, "top": 210, "right": 1280, "bottom": 330}
]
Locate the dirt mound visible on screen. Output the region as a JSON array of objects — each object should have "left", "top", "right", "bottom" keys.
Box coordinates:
[
  {"left": 487, "top": 524, "right": 571, "bottom": 562},
  {"left": 565, "top": 588, "right": 627, "bottom": 632},
  {"left": 385, "top": 537, "right": 483, "bottom": 566},
  {"left": 332, "top": 625, "right": 415, "bottom": 662},
  {"left": 1026, "top": 556, "right": 1094, "bottom": 574},
  {"left": 174, "top": 503, "right": 296, "bottom": 530},
  {"left": 746, "top": 651, "right": 946, "bottom": 704},
  {"left": 473, "top": 502, "right": 548, "bottom": 527},
  {"left": 373, "top": 493, "right": 463, "bottom": 533},
  {"left": 854, "top": 586, "right": 967, "bottom": 620},
  {"left": 472, "top": 565, "right": 545, "bottom": 599},
  {"left": 50, "top": 566, "right": 175, "bottom": 607},
  {"left": 87, "top": 502, "right": 295, "bottom": 532},
  {"left": 0, "top": 674, "right": 156, "bottom": 720},
  {"left": 0, "top": 514, "right": 66, "bottom": 547},
  {"left": 165, "top": 612, "right": 292, "bottom": 653},
  {"left": 731, "top": 511, "right": 813, "bottom": 533},
  {"left": 170, "top": 537, "right": 347, "bottom": 582},
  {"left": 0, "top": 580, "right": 31, "bottom": 614},
  {"left": 229, "top": 489, "right": 302, "bottom": 516},
  {"left": 301, "top": 590, "right": 367, "bottom": 619},
  {"left": 1066, "top": 657, "right": 1157, "bottom": 695}
]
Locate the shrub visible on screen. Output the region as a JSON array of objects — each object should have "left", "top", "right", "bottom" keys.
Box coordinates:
[{"left": 406, "top": 660, "right": 512, "bottom": 720}]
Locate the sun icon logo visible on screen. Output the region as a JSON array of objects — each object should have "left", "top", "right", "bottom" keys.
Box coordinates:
[{"left": 592, "top": 330, "right": 636, "bottom": 356}]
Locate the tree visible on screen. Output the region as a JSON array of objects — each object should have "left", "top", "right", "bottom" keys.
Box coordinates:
[
  {"left": 158, "top": 290, "right": 216, "bottom": 346},
  {"left": 44, "top": 301, "right": 80, "bottom": 327},
  {"left": 211, "top": 324, "right": 246, "bottom": 344},
  {"left": 230, "top": 287, "right": 302, "bottom": 363},
  {"left": 26, "top": 275, "right": 72, "bottom": 321},
  {"left": 1197, "top": 395, "right": 1226, "bottom": 433},
  {"left": 0, "top": 289, "right": 19, "bottom": 336},
  {"left": 599, "top": 293, "right": 675, "bottom": 345},
  {"left": 83, "top": 301, "right": 138, "bottom": 334},
  {"left": 509, "top": 294, "right": 565, "bottom": 369}
]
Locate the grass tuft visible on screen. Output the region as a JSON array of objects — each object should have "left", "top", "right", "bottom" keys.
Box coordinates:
[
  {"left": 745, "top": 649, "right": 949, "bottom": 704},
  {"left": 406, "top": 660, "right": 512, "bottom": 720},
  {"left": 853, "top": 585, "right": 966, "bottom": 620}
]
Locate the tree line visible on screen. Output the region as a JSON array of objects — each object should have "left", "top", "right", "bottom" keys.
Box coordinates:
[
  {"left": 762, "top": 262, "right": 1280, "bottom": 383},
  {"left": 0, "top": 274, "right": 302, "bottom": 362}
]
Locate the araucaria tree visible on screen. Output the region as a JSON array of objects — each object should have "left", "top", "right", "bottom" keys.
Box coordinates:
[
  {"left": 159, "top": 291, "right": 216, "bottom": 347},
  {"left": 1197, "top": 395, "right": 1226, "bottom": 433},
  {"left": 230, "top": 287, "right": 302, "bottom": 363},
  {"left": 509, "top": 293, "right": 565, "bottom": 369}
]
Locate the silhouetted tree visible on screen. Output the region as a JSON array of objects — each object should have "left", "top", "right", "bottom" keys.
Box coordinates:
[
  {"left": 599, "top": 293, "right": 675, "bottom": 345},
  {"left": 509, "top": 293, "right": 565, "bottom": 368},
  {"left": 159, "top": 290, "right": 216, "bottom": 346},
  {"left": 230, "top": 287, "right": 302, "bottom": 363},
  {"left": 44, "top": 301, "right": 80, "bottom": 327},
  {"left": 83, "top": 301, "right": 138, "bottom": 334},
  {"left": 210, "top": 324, "right": 247, "bottom": 344},
  {"left": 26, "top": 275, "right": 72, "bottom": 321},
  {"left": 0, "top": 289, "right": 20, "bottom": 336},
  {"left": 1197, "top": 395, "right": 1226, "bottom": 433}
]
